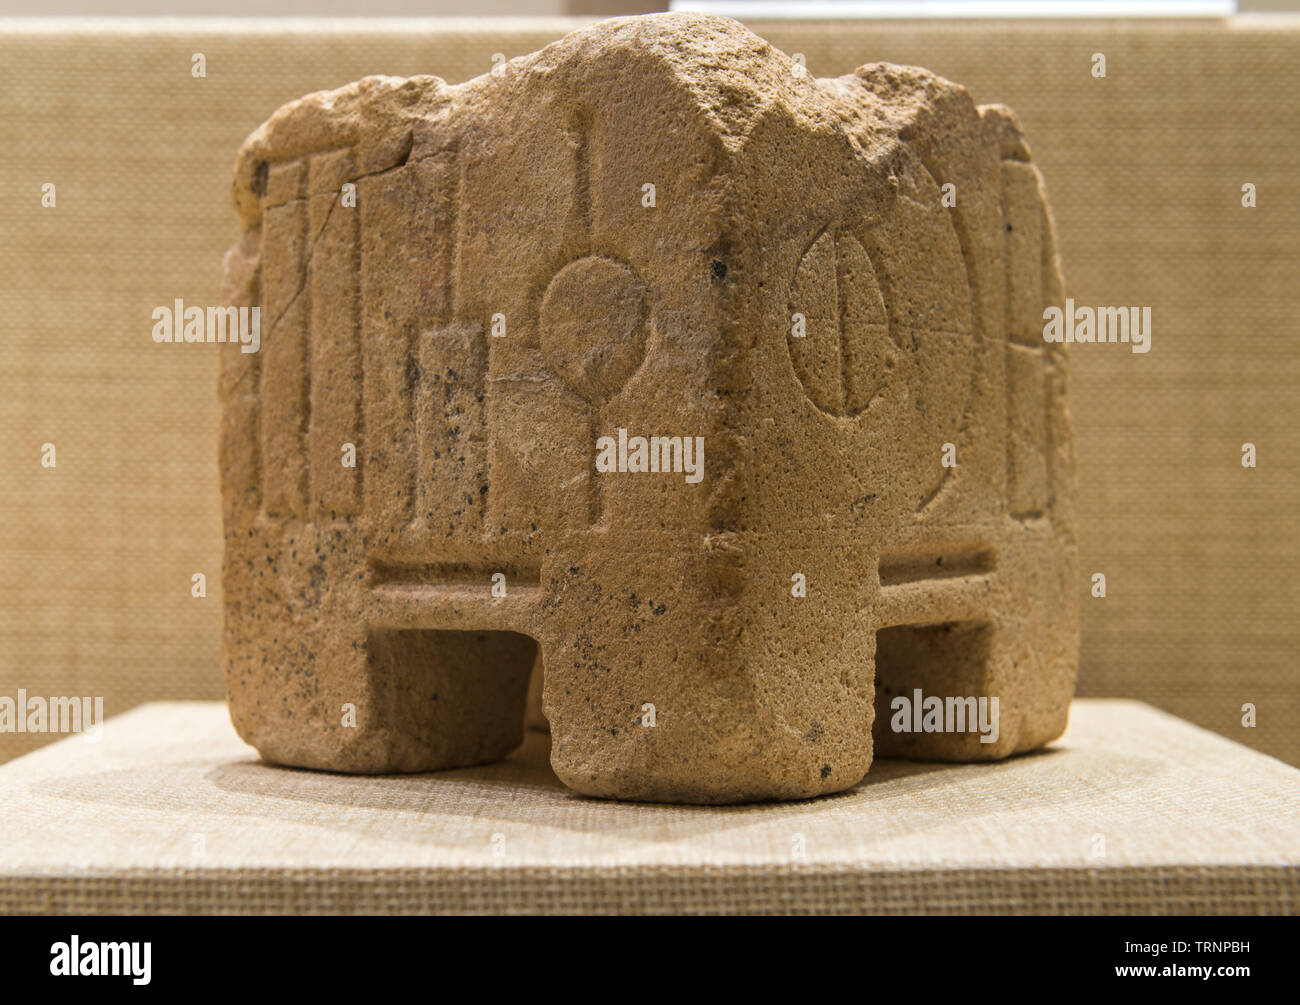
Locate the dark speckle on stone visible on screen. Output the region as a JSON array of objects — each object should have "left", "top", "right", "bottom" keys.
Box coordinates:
[
  {"left": 820, "top": 764, "right": 831, "bottom": 779},
  {"left": 710, "top": 260, "right": 727, "bottom": 281}
]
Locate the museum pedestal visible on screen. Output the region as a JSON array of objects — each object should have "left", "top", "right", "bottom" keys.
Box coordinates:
[{"left": 0, "top": 700, "right": 1295, "bottom": 914}]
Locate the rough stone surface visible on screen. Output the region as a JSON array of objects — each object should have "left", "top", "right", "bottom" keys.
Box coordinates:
[{"left": 219, "top": 12, "right": 1078, "bottom": 804}]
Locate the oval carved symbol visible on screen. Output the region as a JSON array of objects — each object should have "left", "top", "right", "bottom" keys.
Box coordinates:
[
  {"left": 538, "top": 254, "right": 649, "bottom": 526},
  {"left": 787, "top": 225, "right": 894, "bottom": 418},
  {"left": 540, "top": 255, "right": 648, "bottom": 406}
]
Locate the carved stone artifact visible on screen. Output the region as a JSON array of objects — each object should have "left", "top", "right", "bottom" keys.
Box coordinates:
[{"left": 219, "top": 13, "right": 1078, "bottom": 803}]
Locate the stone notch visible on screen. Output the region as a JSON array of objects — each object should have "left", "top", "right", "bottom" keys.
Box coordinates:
[{"left": 219, "top": 12, "right": 1078, "bottom": 804}]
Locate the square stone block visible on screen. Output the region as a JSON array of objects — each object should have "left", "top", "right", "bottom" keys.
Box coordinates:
[{"left": 219, "top": 13, "right": 1078, "bottom": 803}]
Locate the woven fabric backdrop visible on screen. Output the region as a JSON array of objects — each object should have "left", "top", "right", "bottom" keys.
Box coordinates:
[{"left": 1, "top": 16, "right": 1296, "bottom": 765}]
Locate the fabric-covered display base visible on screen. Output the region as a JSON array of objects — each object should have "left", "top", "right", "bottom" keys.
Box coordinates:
[{"left": 0, "top": 699, "right": 1296, "bottom": 915}]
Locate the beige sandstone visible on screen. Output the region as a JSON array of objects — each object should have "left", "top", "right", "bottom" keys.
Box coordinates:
[{"left": 219, "top": 12, "right": 1078, "bottom": 803}]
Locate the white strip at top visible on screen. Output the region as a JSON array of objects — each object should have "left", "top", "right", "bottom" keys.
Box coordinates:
[{"left": 669, "top": 1, "right": 1237, "bottom": 19}]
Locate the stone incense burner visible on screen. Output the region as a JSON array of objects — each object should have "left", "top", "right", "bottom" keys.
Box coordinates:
[{"left": 218, "top": 13, "right": 1078, "bottom": 803}]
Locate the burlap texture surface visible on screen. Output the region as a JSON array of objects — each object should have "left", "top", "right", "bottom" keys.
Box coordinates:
[
  {"left": 0, "top": 16, "right": 1297, "bottom": 768},
  {"left": 0, "top": 700, "right": 1295, "bottom": 914}
]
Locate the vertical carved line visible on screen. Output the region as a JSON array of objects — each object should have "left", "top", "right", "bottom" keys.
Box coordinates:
[
  {"left": 569, "top": 106, "right": 593, "bottom": 244},
  {"left": 359, "top": 168, "right": 416, "bottom": 537},
  {"left": 218, "top": 231, "right": 263, "bottom": 521},
  {"left": 259, "top": 159, "right": 310, "bottom": 519},
  {"left": 308, "top": 149, "right": 361, "bottom": 518},
  {"left": 417, "top": 325, "right": 487, "bottom": 544},
  {"left": 410, "top": 150, "right": 467, "bottom": 534},
  {"left": 444, "top": 144, "right": 460, "bottom": 319},
  {"left": 831, "top": 230, "right": 851, "bottom": 415},
  {"left": 1002, "top": 160, "right": 1049, "bottom": 519}
]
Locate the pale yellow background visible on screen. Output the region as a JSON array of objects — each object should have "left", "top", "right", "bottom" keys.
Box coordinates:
[{"left": 1, "top": 14, "right": 1296, "bottom": 768}]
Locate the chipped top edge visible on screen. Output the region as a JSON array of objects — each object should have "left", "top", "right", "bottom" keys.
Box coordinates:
[
  {"left": 978, "top": 102, "right": 1034, "bottom": 161},
  {"left": 231, "top": 12, "right": 976, "bottom": 229}
]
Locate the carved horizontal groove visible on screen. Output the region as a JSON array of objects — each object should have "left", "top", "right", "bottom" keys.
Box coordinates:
[
  {"left": 369, "top": 560, "right": 541, "bottom": 589},
  {"left": 367, "top": 562, "right": 544, "bottom": 631},
  {"left": 877, "top": 545, "right": 995, "bottom": 588}
]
